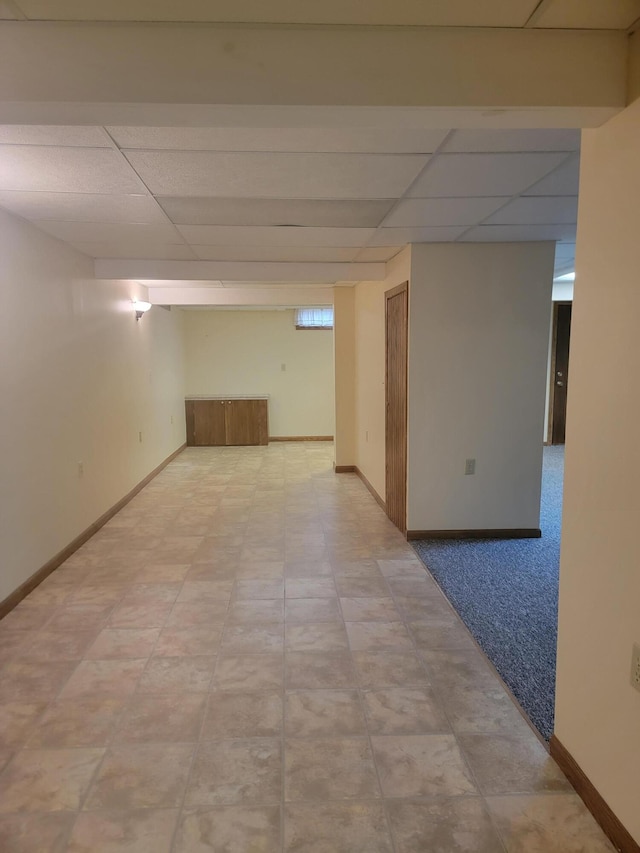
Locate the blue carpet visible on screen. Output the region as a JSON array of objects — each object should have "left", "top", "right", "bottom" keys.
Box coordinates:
[{"left": 412, "top": 446, "right": 564, "bottom": 741}]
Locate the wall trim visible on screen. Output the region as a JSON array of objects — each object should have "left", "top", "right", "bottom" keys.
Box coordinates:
[
  {"left": 0, "top": 443, "right": 187, "bottom": 621},
  {"left": 550, "top": 735, "right": 640, "bottom": 853},
  {"left": 407, "top": 528, "right": 541, "bottom": 540},
  {"left": 334, "top": 463, "right": 386, "bottom": 511},
  {"left": 269, "top": 435, "right": 333, "bottom": 442},
  {"left": 334, "top": 464, "right": 355, "bottom": 473}
]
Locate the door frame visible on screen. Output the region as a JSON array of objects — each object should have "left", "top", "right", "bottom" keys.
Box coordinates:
[
  {"left": 546, "top": 300, "right": 572, "bottom": 445},
  {"left": 385, "top": 281, "right": 409, "bottom": 535}
]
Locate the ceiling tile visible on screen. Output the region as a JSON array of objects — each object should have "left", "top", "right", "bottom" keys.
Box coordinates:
[
  {"left": 459, "top": 224, "right": 577, "bottom": 242},
  {"left": 0, "top": 126, "right": 110, "bottom": 147},
  {"left": 524, "top": 156, "right": 580, "bottom": 196},
  {"left": 110, "top": 126, "right": 449, "bottom": 154},
  {"left": 371, "top": 226, "right": 468, "bottom": 244},
  {"left": 16, "top": 0, "right": 540, "bottom": 26},
  {"left": 442, "top": 129, "right": 581, "bottom": 153},
  {"left": 355, "top": 246, "right": 403, "bottom": 261},
  {"left": 384, "top": 196, "right": 509, "bottom": 227},
  {"left": 484, "top": 196, "right": 578, "bottom": 225},
  {"left": 0, "top": 2, "right": 22, "bottom": 18},
  {"left": 33, "top": 221, "right": 182, "bottom": 243},
  {"left": 159, "top": 197, "right": 394, "bottom": 227},
  {"left": 532, "top": 0, "right": 640, "bottom": 29},
  {"left": 408, "top": 152, "right": 569, "bottom": 198},
  {"left": 0, "top": 191, "right": 167, "bottom": 223},
  {"left": 192, "top": 246, "right": 360, "bottom": 262},
  {"left": 124, "top": 151, "right": 428, "bottom": 199},
  {"left": 176, "top": 225, "right": 375, "bottom": 247},
  {"left": 0, "top": 146, "right": 142, "bottom": 194},
  {"left": 68, "top": 241, "right": 196, "bottom": 260}
]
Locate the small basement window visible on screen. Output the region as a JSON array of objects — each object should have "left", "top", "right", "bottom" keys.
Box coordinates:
[{"left": 295, "top": 307, "right": 334, "bottom": 330}]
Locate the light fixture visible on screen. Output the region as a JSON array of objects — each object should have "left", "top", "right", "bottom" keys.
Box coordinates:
[{"left": 133, "top": 300, "right": 152, "bottom": 321}]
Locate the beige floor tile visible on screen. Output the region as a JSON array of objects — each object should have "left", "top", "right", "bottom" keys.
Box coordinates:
[
  {"left": 108, "top": 602, "right": 173, "bottom": 629},
  {"left": 0, "top": 702, "right": 48, "bottom": 748},
  {"left": 285, "top": 597, "right": 342, "bottom": 623},
  {"left": 121, "top": 583, "right": 182, "bottom": 604},
  {"left": 340, "top": 597, "right": 401, "bottom": 622},
  {"left": 285, "top": 651, "right": 357, "bottom": 689},
  {"left": 15, "top": 630, "right": 97, "bottom": 662},
  {"left": 346, "top": 621, "right": 414, "bottom": 652},
  {"left": 285, "top": 623, "right": 349, "bottom": 652},
  {"left": 0, "top": 812, "right": 76, "bottom": 853},
  {"left": 113, "top": 693, "right": 206, "bottom": 743},
  {"left": 46, "top": 605, "right": 113, "bottom": 632},
  {"left": 285, "top": 802, "right": 393, "bottom": 852},
  {"left": 285, "top": 737, "right": 380, "bottom": 802},
  {"left": 236, "top": 579, "right": 284, "bottom": 599},
  {"left": 335, "top": 577, "right": 390, "bottom": 597},
  {"left": 153, "top": 626, "right": 222, "bottom": 657},
  {"left": 202, "top": 692, "right": 283, "bottom": 739},
  {"left": 0, "top": 605, "right": 53, "bottom": 632},
  {"left": 409, "top": 619, "right": 475, "bottom": 650},
  {"left": 0, "top": 631, "right": 36, "bottom": 662},
  {"left": 59, "top": 659, "right": 146, "bottom": 699},
  {"left": 85, "top": 629, "right": 159, "bottom": 660},
  {"left": 352, "top": 651, "right": 428, "bottom": 688},
  {"left": 284, "top": 578, "right": 337, "bottom": 598},
  {"left": 486, "top": 793, "right": 617, "bottom": 852},
  {"left": 362, "top": 687, "right": 451, "bottom": 735},
  {"left": 227, "top": 600, "right": 284, "bottom": 624},
  {"left": 176, "top": 581, "right": 234, "bottom": 603},
  {"left": 138, "top": 655, "right": 215, "bottom": 693},
  {"left": 185, "top": 739, "right": 282, "bottom": 807},
  {"left": 0, "top": 748, "right": 104, "bottom": 812},
  {"left": 387, "top": 798, "right": 506, "bottom": 853},
  {"left": 27, "top": 698, "right": 126, "bottom": 748},
  {"left": 285, "top": 689, "right": 367, "bottom": 737},
  {"left": 0, "top": 661, "right": 78, "bottom": 703},
  {"left": 68, "top": 809, "right": 178, "bottom": 853},
  {"left": 213, "top": 654, "right": 284, "bottom": 692},
  {"left": 284, "top": 561, "right": 333, "bottom": 578},
  {"left": 84, "top": 743, "right": 193, "bottom": 810},
  {"left": 175, "top": 805, "right": 281, "bottom": 853},
  {"left": 221, "top": 624, "right": 284, "bottom": 654}
]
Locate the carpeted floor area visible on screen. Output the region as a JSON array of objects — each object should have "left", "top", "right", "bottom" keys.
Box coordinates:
[{"left": 412, "top": 445, "right": 564, "bottom": 741}]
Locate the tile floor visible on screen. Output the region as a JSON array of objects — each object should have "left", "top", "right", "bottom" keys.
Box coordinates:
[{"left": 0, "top": 443, "right": 616, "bottom": 852}]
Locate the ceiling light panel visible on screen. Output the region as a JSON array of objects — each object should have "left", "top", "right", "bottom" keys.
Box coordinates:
[
  {"left": 192, "top": 246, "right": 361, "bottom": 262},
  {"left": 371, "top": 226, "right": 468, "bottom": 244},
  {"left": 0, "top": 126, "right": 110, "bottom": 147},
  {"left": 524, "top": 157, "right": 580, "bottom": 196},
  {"left": 0, "top": 146, "right": 143, "bottom": 194},
  {"left": 176, "top": 225, "right": 375, "bottom": 247},
  {"left": 33, "top": 220, "right": 182, "bottom": 244},
  {"left": 443, "top": 129, "right": 581, "bottom": 153},
  {"left": 158, "top": 197, "right": 394, "bottom": 228},
  {"left": 0, "top": 191, "right": 167, "bottom": 223},
  {"left": 408, "top": 152, "right": 568, "bottom": 198},
  {"left": 460, "top": 224, "right": 577, "bottom": 242},
  {"left": 16, "top": 0, "right": 540, "bottom": 26},
  {"left": 124, "top": 151, "right": 428, "bottom": 199},
  {"left": 109, "top": 126, "right": 449, "bottom": 154},
  {"left": 532, "top": 0, "right": 640, "bottom": 29},
  {"left": 69, "top": 242, "right": 197, "bottom": 260},
  {"left": 384, "top": 196, "right": 510, "bottom": 227},
  {"left": 484, "top": 196, "right": 578, "bottom": 225}
]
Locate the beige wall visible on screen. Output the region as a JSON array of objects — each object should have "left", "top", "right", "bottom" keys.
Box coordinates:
[
  {"left": 182, "top": 309, "right": 335, "bottom": 438},
  {"left": 407, "top": 242, "right": 554, "bottom": 532},
  {"left": 353, "top": 248, "right": 411, "bottom": 499},
  {"left": 555, "top": 97, "right": 640, "bottom": 844},
  {"left": 0, "top": 208, "right": 186, "bottom": 603}
]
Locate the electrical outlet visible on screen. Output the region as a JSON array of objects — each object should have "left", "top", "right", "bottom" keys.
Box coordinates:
[
  {"left": 138, "top": 431, "right": 143, "bottom": 443},
  {"left": 77, "top": 461, "right": 84, "bottom": 478},
  {"left": 465, "top": 458, "right": 476, "bottom": 475},
  {"left": 170, "top": 415, "right": 174, "bottom": 425},
  {"left": 631, "top": 643, "right": 640, "bottom": 693}
]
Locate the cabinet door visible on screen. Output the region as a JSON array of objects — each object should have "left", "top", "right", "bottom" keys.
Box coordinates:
[
  {"left": 225, "top": 400, "right": 268, "bottom": 446},
  {"left": 191, "top": 400, "right": 226, "bottom": 446}
]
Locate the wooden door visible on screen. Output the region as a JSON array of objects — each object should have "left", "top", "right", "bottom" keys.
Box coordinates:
[
  {"left": 187, "top": 400, "right": 226, "bottom": 446},
  {"left": 225, "top": 399, "right": 269, "bottom": 446},
  {"left": 385, "top": 282, "right": 409, "bottom": 533},
  {"left": 550, "top": 303, "right": 572, "bottom": 444}
]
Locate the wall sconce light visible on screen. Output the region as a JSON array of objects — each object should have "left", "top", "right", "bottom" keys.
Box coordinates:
[{"left": 133, "top": 300, "right": 152, "bottom": 321}]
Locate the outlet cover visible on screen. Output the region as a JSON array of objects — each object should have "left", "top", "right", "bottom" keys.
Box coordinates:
[
  {"left": 465, "top": 458, "right": 476, "bottom": 476},
  {"left": 631, "top": 643, "right": 640, "bottom": 693}
]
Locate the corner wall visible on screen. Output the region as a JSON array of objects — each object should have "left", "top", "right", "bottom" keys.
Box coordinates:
[
  {"left": 0, "top": 209, "right": 186, "bottom": 603},
  {"left": 407, "top": 242, "right": 554, "bottom": 533},
  {"left": 555, "top": 97, "right": 640, "bottom": 844}
]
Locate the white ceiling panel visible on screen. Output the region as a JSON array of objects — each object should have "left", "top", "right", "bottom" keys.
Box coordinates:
[
  {"left": 484, "top": 196, "right": 578, "bottom": 225},
  {"left": 459, "top": 224, "right": 577, "bottom": 242},
  {"left": 192, "top": 246, "right": 360, "bottom": 262},
  {"left": 124, "top": 151, "right": 428, "bottom": 199},
  {"left": 0, "top": 146, "right": 143, "bottom": 194},
  {"left": 158, "top": 197, "right": 394, "bottom": 228},
  {"left": 33, "top": 220, "right": 182, "bottom": 243},
  {"left": 532, "top": 0, "right": 640, "bottom": 29},
  {"left": 442, "top": 129, "right": 580, "bottom": 153},
  {"left": 109, "top": 126, "right": 449, "bottom": 155},
  {"left": 69, "top": 242, "right": 196, "bottom": 260},
  {"left": 408, "top": 152, "right": 569, "bottom": 198},
  {"left": 384, "top": 196, "right": 509, "bottom": 227},
  {"left": 0, "top": 1, "right": 21, "bottom": 18},
  {"left": 524, "top": 156, "right": 580, "bottom": 196},
  {"left": 371, "top": 226, "right": 468, "bottom": 244},
  {"left": 15, "top": 0, "right": 540, "bottom": 27},
  {"left": 0, "top": 191, "right": 167, "bottom": 223},
  {"left": 355, "top": 246, "right": 404, "bottom": 262},
  {"left": 176, "top": 225, "right": 375, "bottom": 247},
  {"left": 0, "top": 125, "right": 110, "bottom": 147}
]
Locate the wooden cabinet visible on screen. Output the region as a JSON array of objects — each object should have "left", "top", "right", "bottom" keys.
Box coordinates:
[{"left": 185, "top": 398, "right": 268, "bottom": 446}]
